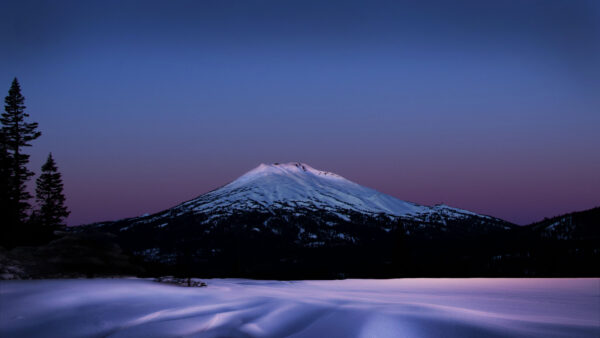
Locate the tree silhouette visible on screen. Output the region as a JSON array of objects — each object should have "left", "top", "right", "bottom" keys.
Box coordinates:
[
  {"left": 0, "top": 130, "right": 12, "bottom": 244},
  {"left": 35, "top": 153, "right": 70, "bottom": 228},
  {"left": 1, "top": 78, "right": 41, "bottom": 225}
]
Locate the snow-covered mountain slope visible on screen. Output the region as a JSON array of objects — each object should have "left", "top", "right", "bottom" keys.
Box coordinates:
[
  {"left": 531, "top": 207, "right": 600, "bottom": 240},
  {"left": 154, "top": 162, "right": 493, "bottom": 223},
  {"left": 85, "top": 162, "right": 510, "bottom": 244},
  {"left": 178, "top": 162, "right": 425, "bottom": 216},
  {"left": 79, "top": 162, "right": 519, "bottom": 273}
]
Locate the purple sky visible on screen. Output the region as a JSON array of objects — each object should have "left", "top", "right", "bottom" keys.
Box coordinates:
[{"left": 1, "top": 0, "right": 599, "bottom": 225}]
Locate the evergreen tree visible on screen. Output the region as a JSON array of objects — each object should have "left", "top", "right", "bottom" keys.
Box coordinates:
[
  {"left": 0, "top": 130, "right": 12, "bottom": 243},
  {"left": 35, "top": 153, "right": 69, "bottom": 228},
  {"left": 1, "top": 78, "right": 41, "bottom": 224},
  {"left": 0, "top": 130, "right": 10, "bottom": 205}
]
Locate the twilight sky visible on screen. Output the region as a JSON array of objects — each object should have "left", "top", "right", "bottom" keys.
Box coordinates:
[{"left": 1, "top": 0, "right": 599, "bottom": 225}]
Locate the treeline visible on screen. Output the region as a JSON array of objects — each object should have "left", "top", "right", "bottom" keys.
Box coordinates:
[{"left": 1, "top": 78, "right": 69, "bottom": 248}]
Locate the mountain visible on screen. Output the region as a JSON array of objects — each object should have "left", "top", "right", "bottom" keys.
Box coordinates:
[
  {"left": 74, "top": 162, "right": 512, "bottom": 277},
  {"left": 76, "top": 163, "right": 598, "bottom": 278},
  {"left": 91, "top": 162, "right": 506, "bottom": 230},
  {"left": 529, "top": 207, "right": 600, "bottom": 241},
  {"left": 173, "top": 162, "right": 430, "bottom": 220}
]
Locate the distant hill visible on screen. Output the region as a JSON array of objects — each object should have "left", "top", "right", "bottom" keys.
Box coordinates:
[{"left": 529, "top": 207, "right": 600, "bottom": 241}]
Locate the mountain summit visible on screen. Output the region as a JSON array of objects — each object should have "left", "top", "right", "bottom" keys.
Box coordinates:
[
  {"left": 159, "top": 162, "right": 491, "bottom": 224},
  {"left": 174, "top": 162, "right": 426, "bottom": 218}
]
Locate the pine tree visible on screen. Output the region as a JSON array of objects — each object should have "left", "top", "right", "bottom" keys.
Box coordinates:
[
  {"left": 1, "top": 78, "right": 41, "bottom": 225},
  {"left": 0, "top": 130, "right": 12, "bottom": 243},
  {"left": 35, "top": 153, "right": 69, "bottom": 228},
  {"left": 0, "top": 130, "right": 10, "bottom": 206}
]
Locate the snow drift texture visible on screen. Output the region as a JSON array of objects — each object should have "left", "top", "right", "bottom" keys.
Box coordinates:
[{"left": 1, "top": 278, "right": 598, "bottom": 338}]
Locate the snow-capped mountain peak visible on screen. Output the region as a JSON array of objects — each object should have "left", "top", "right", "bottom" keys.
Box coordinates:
[
  {"left": 87, "top": 162, "right": 510, "bottom": 255},
  {"left": 227, "top": 162, "right": 346, "bottom": 189},
  {"left": 163, "top": 162, "right": 485, "bottom": 222}
]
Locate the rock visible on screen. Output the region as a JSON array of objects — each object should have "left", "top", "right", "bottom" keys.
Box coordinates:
[{"left": 154, "top": 276, "right": 207, "bottom": 287}]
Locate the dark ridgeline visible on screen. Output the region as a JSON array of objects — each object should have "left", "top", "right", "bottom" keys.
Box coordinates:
[{"left": 75, "top": 206, "right": 599, "bottom": 280}]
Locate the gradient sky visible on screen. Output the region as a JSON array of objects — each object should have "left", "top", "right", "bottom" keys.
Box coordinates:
[{"left": 1, "top": 0, "right": 599, "bottom": 225}]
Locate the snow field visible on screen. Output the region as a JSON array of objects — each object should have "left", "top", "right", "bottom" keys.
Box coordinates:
[{"left": 1, "top": 278, "right": 598, "bottom": 337}]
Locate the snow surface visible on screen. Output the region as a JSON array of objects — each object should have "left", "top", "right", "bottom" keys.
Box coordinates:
[
  {"left": 1, "top": 278, "right": 598, "bottom": 338},
  {"left": 162, "top": 162, "right": 484, "bottom": 221}
]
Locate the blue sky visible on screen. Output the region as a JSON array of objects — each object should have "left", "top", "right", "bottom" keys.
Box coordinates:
[{"left": 1, "top": 0, "right": 599, "bottom": 224}]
